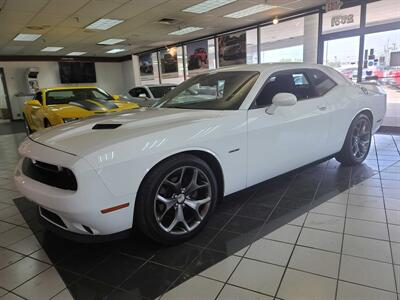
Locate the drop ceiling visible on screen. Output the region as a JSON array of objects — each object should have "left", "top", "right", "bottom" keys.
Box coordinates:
[{"left": 0, "top": 0, "right": 325, "bottom": 58}]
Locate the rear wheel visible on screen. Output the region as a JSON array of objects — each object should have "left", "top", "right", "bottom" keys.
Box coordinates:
[
  {"left": 335, "top": 113, "right": 372, "bottom": 165},
  {"left": 135, "top": 154, "right": 218, "bottom": 244}
]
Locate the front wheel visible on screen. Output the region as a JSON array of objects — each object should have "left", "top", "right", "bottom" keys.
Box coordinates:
[
  {"left": 335, "top": 113, "right": 372, "bottom": 166},
  {"left": 135, "top": 154, "right": 218, "bottom": 244}
]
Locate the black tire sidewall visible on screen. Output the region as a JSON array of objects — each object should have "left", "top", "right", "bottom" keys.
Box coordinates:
[{"left": 136, "top": 154, "right": 218, "bottom": 244}]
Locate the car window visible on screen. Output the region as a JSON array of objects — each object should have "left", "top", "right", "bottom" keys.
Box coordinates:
[
  {"left": 162, "top": 71, "right": 259, "bottom": 110},
  {"left": 46, "top": 88, "right": 112, "bottom": 105},
  {"left": 307, "top": 69, "right": 337, "bottom": 97},
  {"left": 34, "top": 92, "right": 43, "bottom": 104},
  {"left": 129, "top": 88, "right": 149, "bottom": 98},
  {"left": 149, "top": 86, "right": 175, "bottom": 98},
  {"left": 254, "top": 71, "right": 316, "bottom": 108}
]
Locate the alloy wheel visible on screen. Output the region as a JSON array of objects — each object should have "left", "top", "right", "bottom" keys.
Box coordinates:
[
  {"left": 351, "top": 117, "right": 371, "bottom": 159},
  {"left": 154, "top": 166, "right": 212, "bottom": 235}
]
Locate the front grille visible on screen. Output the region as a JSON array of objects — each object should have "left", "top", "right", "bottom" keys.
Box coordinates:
[
  {"left": 22, "top": 158, "right": 77, "bottom": 191},
  {"left": 40, "top": 207, "right": 66, "bottom": 228}
]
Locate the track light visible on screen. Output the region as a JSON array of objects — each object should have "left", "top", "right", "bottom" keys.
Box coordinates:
[{"left": 272, "top": 16, "right": 279, "bottom": 25}]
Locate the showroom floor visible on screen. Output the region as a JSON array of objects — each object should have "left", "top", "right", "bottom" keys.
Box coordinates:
[{"left": 0, "top": 129, "right": 399, "bottom": 300}]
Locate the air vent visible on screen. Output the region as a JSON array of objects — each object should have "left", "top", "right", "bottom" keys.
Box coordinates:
[
  {"left": 26, "top": 25, "right": 50, "bottom": 30},
  {"left": 92, "top": 124, "right": 122, "bottom": 130},
  {"left": 157, "top": 18, "right": 178, "bottom": 25}
]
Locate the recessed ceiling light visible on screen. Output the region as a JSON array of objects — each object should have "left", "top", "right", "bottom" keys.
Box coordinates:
[
  {"left": 98, "top": 38, "right": 126, "bottom": 45},
  {"left": 272, "top": 17, "right": 279, "bottom": 25},
  {"left": 13, "top": 33, "right": 42, "bottom": 41},
  {"left": 106, "top": 48, "right": 126, "bottom": 54},
  {"left": 67, "top": 52, "right": 87, "bottom": 56},
  {"left": 41, "top": 47, "right": 63, "bottom": 52},
  {"left": 86, "top": 18, "right": 124, "bottom": 30},
  {"left": 224, "top": 4, "right": 275, "bottom": 18},
  {"left": 169, "top": 27, "right": 203, "bottom": 35},
  {"left": 183, "top": 0, "right": 237, "bottom": 14}
]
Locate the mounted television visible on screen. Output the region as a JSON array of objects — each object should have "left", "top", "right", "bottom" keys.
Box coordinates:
[{"left": 59, "top": 62, "right": 96, "bottom": 83}]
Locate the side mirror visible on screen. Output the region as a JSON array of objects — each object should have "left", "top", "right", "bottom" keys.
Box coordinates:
[
  {"left": 26, "top": 100, "right": 41, "bottom": 106},
  {"left": 138, "top": 93, "right": 147, "bottom": 99},
  {"left": 112, "top": 95, "right": 120, "bottom": 101},
  {"left": 266, "top": 93, "right": 297, "bottom": 115}
]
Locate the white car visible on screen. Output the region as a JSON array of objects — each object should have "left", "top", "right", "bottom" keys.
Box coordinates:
[
  {"left": 124, "top": 84, "right": 176, "bottom": 107},
  {"left": 14, "top": 63, "right": 386, "bottom": 244}
]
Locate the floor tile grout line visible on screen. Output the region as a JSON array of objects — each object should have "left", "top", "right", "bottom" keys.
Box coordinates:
[
  {"left": 158, "top": 188, "right": 262, "bottom": 299},
  {"left": 375, "top": 137, "right": 400, "bottom": 300},
  {"left": 334, "top": 163, "right": 353, "bottom": 300},
  {"left": 212, "top": 171, "right": 302, "bottom": 300}
]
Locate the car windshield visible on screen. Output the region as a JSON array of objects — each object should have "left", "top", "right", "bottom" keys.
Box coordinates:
[
  {"left": 162, "top": 71, "right": 259, "bottom": 110},
  {"left": 46, "top": 88, "right": 113, "bottom": 105},
  {"left": 149, "top": 86, "right": 175, "bottom": 98}
]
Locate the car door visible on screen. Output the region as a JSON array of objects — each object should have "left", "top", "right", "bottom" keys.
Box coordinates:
[{"left": 246, "top": 69, "right": 331, "bottom": 187}]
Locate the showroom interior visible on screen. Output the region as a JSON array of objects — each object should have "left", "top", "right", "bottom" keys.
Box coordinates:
[{"left": 0, "top": 0, "right": 400, "bottom": 299}]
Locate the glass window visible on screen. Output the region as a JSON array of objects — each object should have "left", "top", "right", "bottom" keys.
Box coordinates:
[
  {"left": 363, "top": 29, "right": 400, "bottom": 127},
  {"left": 366, "top": 0, "right": 400, "bottom": 27},
  {"left": 160, "top": 47, "right": 185, "bottom": 84},
  {"left": 162, "top": 71, "right": 259, "bottom": 110},
  {"left": 184, "top": 39, "right": 215, "bottom": 78},
  {"left": 246, "top": 29, "right": 258, "bottom": 64},
  {"left": 46, "top": 88, "right": 112, "bottom": 105},
  {"left": 322, "top": 6, "right": 361, "bottom": 34},
  {"left": 129, "top": 87, "right": 149, "bottom": 98},
  {"left": 140, "top": 52, "right": 160, "bottom": 85},
  {"left": 260, "top": 17, "right": 314, "bottom": 63},
  {"left": 149, "top": 86, "right": 176, "bottom": 98},
  {"left": 307, "top": 69, "right": 337, "bottom": 96},
  {"left": 34, "top": 92, "right": 43, "bottom": 104},
  {"left": 323, "top": 36, "right": 360, "bottom": 81}
]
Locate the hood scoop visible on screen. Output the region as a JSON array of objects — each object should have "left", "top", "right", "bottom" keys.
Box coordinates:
[{"left": 92, "top": 124, "right": 122, "bottom": 130}]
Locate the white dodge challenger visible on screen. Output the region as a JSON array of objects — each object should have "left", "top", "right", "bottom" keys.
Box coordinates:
[{"left": 15, "top": 64, "right": 386, "bottom": 243}]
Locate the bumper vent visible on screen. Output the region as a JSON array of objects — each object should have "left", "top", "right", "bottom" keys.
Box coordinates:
[
  {"left": 40, "top": 207, "right": 66, "bottom": 228},
  {"left": 92, "top": 123, "right": 121, "bottom": 130},
  {"left": 22, "top": 158, "right": 77, "bottom": 191}
]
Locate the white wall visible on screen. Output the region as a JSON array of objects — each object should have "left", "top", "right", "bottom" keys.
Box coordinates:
[{"left": 0, "top": 60, "right": 132, "bottom": 119}]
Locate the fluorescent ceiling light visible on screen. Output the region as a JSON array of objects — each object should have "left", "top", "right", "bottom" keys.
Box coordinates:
[
  {"left": 224, "top": 4, "right": 275, "bottom": 18},
  {"left": 13, "top": 33, "right": 42, "bottom": 41},
  {"left": 106, "top": 48, "right": 126, "bottom": 54},
  {"left": 169, "top": 27, "right": 203, "bottom": 35},
  {"left": 98, "top": 38, "right": 126, "bottom": 45},
  {"left": 41, "top": 47, "right": 63, "bottom": 52},
  {"left": 183, "top": 0, "right": 237, "bottom": 14},
  {"left": 67, "top": 52, "right": 87, "bottom": 56},
  {"left": 86, "top": 18, "right": 124, "bottom": 30}
]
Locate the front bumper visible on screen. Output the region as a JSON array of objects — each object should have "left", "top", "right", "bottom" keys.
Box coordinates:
[{"left": 14, "top": 138, "right": 136, "bottom": 237}]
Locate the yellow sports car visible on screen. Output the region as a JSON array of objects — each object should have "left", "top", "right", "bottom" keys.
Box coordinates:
[{"left": 23, "top": 86, "right": 139, "bottom": 133}]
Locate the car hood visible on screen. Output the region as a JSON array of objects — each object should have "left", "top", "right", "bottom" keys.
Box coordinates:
[{"left": 29, "top": 107, "right": 230, "bottom": 157}]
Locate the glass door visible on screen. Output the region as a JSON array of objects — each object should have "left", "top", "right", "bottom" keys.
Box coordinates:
[{"left": 363, "top": 29, "right": 400, "bottom": 127}]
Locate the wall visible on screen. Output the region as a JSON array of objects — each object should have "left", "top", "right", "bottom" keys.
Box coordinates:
[{"left": 0, "top": 60, "right": 132, "bottom": 119}]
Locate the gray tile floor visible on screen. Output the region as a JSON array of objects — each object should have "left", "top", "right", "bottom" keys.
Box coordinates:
[
  {"left": 0, "top": 132, "right": 399, "bottom": 300},
  {"left": 161, "top": 134, "right": 400, "bottom": 300}
]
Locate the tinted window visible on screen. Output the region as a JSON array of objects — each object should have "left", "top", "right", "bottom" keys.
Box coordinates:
[
  {"left": 149, "top": 86, "right": 175, "bottom": 98},
  {"left": 34, "top": 92, "right": 43, "bottom": 104},
  {"left": 254, "top": 71, "right": 316, "bottom": 107},
  {"left": 46, "top": 88, "right": 112, "bottom": 105},
  {"left": 162, "top": 71, "right": 259, "bottom": 110},
  {"left": 129, "top": 88, "right": 149, "bottom": 98},
  {"left": 308, "top": 69, "right": 336, "bottom": 97}
]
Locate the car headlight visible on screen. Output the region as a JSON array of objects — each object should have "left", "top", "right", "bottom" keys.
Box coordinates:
[{"left": 63, "top": 118, "right": 79, "bottom": 123}]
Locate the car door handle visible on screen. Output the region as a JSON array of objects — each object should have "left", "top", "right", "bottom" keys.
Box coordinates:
[{"left": 317, "top": 105, "right": 327, "bottom": 111}]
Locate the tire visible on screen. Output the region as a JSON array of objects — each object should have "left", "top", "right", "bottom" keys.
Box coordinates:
[
  {"left": 335, "top": 113, "right": 372, "bottom": 166},
  {"left": 135, "top": 154, "right": 218, "bottom": 244},
  {"left": 23, "top": 115, "right": 33, "bottom": 135}
]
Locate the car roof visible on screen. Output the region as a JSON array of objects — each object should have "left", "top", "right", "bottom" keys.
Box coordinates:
[{"left": 42, "top": 86, "right": 99, "bottom": 92}]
